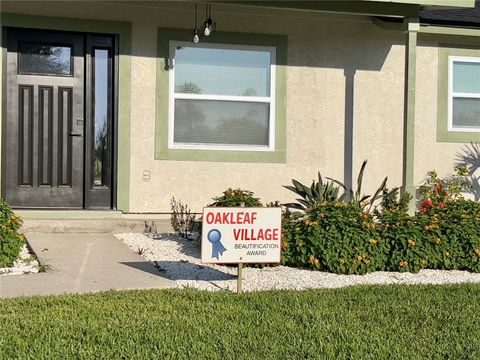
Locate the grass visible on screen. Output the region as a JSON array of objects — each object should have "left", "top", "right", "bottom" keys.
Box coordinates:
[{"left": 1, "top": 284, "right": 479, "bottom": 359}]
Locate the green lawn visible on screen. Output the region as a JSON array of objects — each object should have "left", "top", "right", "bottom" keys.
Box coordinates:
[{"left": 1, "top": 285, "right": 479, "bottom": 359}]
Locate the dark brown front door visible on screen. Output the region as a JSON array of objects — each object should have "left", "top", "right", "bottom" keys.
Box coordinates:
[
  {"left": 3, "top": 28, "right": 116, "bottom": 209},
  {"left": 4, "top": 29, "right": 85, "bottom": 208}
]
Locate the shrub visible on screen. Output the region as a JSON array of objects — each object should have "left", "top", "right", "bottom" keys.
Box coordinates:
[
  {"left": 0, "top": 198, "right": 25, "bottom": 267},
  {"left": 282, "top": 202, "right": 385, "bottom": 274},
  {"left": 170, "top": 197, "right": 197, "bottom": 239},
  {"left": 282, "top": 196, "right": 480, "bottom": 274},
  {"left": 283, "top": 172, "right": 342, "bottom": 211},
  {"left": 418, "top": 166, "right": 471, "bottom": 213},
  {"left": 284, "top": 160, "right": 395, "bottom": 212},
  {"left": 209, "top": 188, "right": 262, "bottom": 207}
]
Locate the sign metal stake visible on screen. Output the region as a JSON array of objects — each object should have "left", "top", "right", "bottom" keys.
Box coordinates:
[
  {"left": 237, "top": 202, "right": 245, "bottom": 294},
  {"left": 237, "top": 263, "right": 243, "bottom": 294}
]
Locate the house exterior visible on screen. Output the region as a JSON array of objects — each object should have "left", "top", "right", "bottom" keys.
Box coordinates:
[{"left": 0, "top": 0, "right": 479, "bottom": 218}]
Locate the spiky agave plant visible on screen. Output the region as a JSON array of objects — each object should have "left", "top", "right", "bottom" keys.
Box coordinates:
[
  {"left": 327, "top": 160, "right": 391, "bottom": 211},
  {"left": 283, "top": 171, "right": 344, "bottom": 211}
]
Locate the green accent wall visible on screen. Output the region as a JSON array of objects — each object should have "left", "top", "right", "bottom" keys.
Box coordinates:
[
  {"left": 155, "top": 28, "right": 287, "bottom": 163},
  {"left": 0, "top": 13, "right": 132, "bottom": 212},
  {"left": 437, "top": 46, "right": 480, "bottom": 143}
]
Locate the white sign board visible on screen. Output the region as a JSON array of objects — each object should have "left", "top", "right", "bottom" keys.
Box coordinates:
[{"left": 201, "top": 207, "right": 282, "bottom": 264}]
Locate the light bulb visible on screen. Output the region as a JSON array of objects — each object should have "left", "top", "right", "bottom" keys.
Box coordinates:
[
  {"left": 204, "top": 25, "right": 210, "bottom": 36},
  {"left": 193, "top": 29, "right": 200, "bottom": 44}
]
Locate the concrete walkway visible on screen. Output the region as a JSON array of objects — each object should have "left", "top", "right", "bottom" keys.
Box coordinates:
[{"left": 0, "top": 233, "right": 176, "bottom": 299}]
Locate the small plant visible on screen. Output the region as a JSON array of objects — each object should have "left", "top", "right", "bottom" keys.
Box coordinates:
[
  {"left": 0, "top": 197, "right": 25, "bottom": 267},
  {"left": 376, "top": 188, "right": 412, "bottom": 216},
  {"left": 283, "top": 172, "right": 342, "bottom": 211},
  {"left": 328, "top": 160, "right": 390, "bottom": 211},
  {"left": 418, "top": 167, "right": 472, "bottom": 213},
  {"left": 170, "top": 197, "right": 197, "bottom": 239},
  {"left": 136, "top": 247, "right": 147, "bottom": 256},
  {"left": 209, "top": 188, "right": 262, "bottom": 207},
  {"left": 284, "top": 161, "right": 392, "bottom": 212},
  {"left": 36, "top": 257, "right": 53, "bottom": 273}
]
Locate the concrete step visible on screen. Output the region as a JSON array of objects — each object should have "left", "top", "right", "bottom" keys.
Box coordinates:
[{"left": 21, "top": 219, "right": 172, "bottom": 233}]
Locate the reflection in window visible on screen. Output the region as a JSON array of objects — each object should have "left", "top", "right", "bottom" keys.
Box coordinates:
[
  {"left": 93, "top": 49, "right": 110, "bottom": 187},
  {"left": 19, "top": 44, "right": 72, "bottom": 75}
]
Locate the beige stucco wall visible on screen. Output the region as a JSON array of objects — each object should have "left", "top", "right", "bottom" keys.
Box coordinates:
[
  {"left": 415, "top": 38, "right": 477, "bottom": 186},
  {"left": 3, "top": 1, "right": 470, "bottom": 213}
]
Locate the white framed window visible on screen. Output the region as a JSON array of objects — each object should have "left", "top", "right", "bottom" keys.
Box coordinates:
[
  {"left": 448, "top": 56, "right": 480, "bottom": 132},
  {"left": 168, "top": 41, "right": 276, "bottom": 151}
]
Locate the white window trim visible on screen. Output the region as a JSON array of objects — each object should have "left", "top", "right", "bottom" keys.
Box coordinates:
[
  {"left": 168, "top": 41, "right": 276, "bottom": 151},
  {"left": 447, "top": 55, "right": 480, "bottom": 133}
]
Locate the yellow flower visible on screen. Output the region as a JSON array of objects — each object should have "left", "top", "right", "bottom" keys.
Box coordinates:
[
  {"left": 364, "top": 259, "right": 371, "bottom": 265},
  {"left": 369, "top": 239, "right": 378, "bottom": 246},
  {"left": 295, "top": 227, "right": 301, "bottom": 232},
  {"left": 356, "top": 255, "right": 363, "bottom": 261},
  {"left": 445, "top": 251, "right": 451, "bottom": 257},
  {"left": 408, "top": 239, "right": 416, "bottom": 247},
  {"left": 474, "top": 248, "right": 480, "bottom": 257},
  {"left": 399, "top": 261, "right": 408, "bottom": 268},
  {"left": 309, "top": 255, "right": 320, "bottom": 266},
  {"left": 339, "top": 259, "right": 346, "bottom": 265},
  {"left": 435, "top": 238, "right": 442, "bottom": 245}
]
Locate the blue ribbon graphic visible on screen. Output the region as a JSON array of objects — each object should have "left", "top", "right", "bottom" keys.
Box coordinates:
[{"left": 207, "top": 229, "right": 226, "bottom": 260}]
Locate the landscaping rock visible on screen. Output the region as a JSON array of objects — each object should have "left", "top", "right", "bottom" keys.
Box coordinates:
[{"left": 116, "top": 233, "right": 480, "bottom": 292}]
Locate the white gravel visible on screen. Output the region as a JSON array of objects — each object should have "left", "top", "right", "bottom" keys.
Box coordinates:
[
  {"left": 0, "top": 244, "right": 40, "bottom": 276},
  {"left": 115, "top": 232, "right": 480, "bottom": 292}
]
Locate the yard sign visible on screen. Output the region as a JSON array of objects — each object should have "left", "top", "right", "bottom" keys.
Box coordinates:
[{"left": 201, "top": 207, "right": 282, "bottom": 264}]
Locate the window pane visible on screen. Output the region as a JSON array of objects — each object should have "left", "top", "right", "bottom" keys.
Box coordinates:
[
  {"left": 174, "top": 46, "right": 271, "bottom": 97},
  {"left": 19, "top": 44, "right": 72, "bottom": 75},
  {"left": 93, "top": 49, "right": 110, "bottom": 187},
  {"left": 453, "top": 98, "right": 480, "bottom": 128},
  {"left": 174, "top": 99, "right": 270, "bottom": 146},
  {"left": 453, "top": 61, "right": 480, "bottom": 94}
]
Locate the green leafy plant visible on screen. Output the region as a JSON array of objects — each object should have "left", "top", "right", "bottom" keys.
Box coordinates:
[
  {"left": 209, "top": 188, "right": 262, "bottom": 207},
  {"left": 170, "top": 197, "right": 197, "bottom": 239},
  {"left": 418, "top": 166, "right": 472, "bottom": 214},
  {"left": 0, "top": 197, "right": 25, "bottom": 267},
  {"left": 283, "top": 172, "right": 343, "bottom": 211},
  {"left": 281, "top": 168, "right": 480, "bottom": 274},
  {"left": 328, "top": 160, "right": 390, "bottom": 211},
  {"left": 282, "top": 202, "right": 384, "bottom": 274},
  {"left": 36, "top": 257, "right": 53, "bottom": 273}
]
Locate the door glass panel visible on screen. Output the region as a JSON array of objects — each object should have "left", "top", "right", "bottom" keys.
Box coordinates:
[
  {"left": 93, "top": 49, "right": 110, "bottom": 187},
  {"left": 19, "top": 43, "right": 72, "bottom": 76}
]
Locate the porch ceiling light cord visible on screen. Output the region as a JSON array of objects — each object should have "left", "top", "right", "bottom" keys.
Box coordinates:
[
  {"left": 203, "top": 3, "right": 216, "bottom": 37},
  {"left": 193, "top": 3, "right": 200, "bottom": 44}
]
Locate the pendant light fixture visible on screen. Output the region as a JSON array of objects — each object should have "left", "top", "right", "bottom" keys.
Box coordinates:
[
  {"left": 203, "top": 3, "right": 216, "bottom": 36},
  {"left": 192, "top": 3, "right": 200, "bottom": 44}
]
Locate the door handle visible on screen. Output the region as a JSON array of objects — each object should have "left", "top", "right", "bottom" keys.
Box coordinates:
[{"left": 69, "top": 132, "right": 83, "bottom": 137}]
